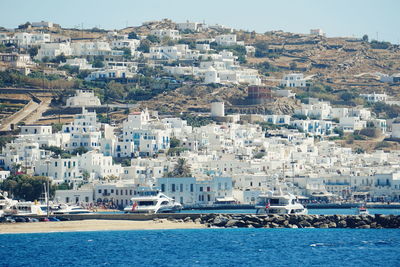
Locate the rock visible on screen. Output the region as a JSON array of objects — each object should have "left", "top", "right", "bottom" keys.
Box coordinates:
[
  {"left": 298, "top": 220, "right": 312, "bottom": 228},
  {"left": 282, "top": 220, "right": 290, "bottom": 227},
  {"left": 289, "top": 215, "right": 299, "bottom": 225},
  {"left": 225, "top": 219, "right": 238, "bottom": 228},
  {"left": 194, "top": 218, "right": 202, "bottom": 224},
  {"left": 328, "top": 222, "right": 337, "bottom": 228},
  {"left": 269, "top": 222, "right": 280, "bottom": 228},
  {"left": 290, "top": 224, "right": 299, "bottom": 229},
  {"left": 247, "top": 224, "right": 254, "bottom": 228},
  {"left": 370, "top": 222, "right": 377, "bottom": 228},
  {"left": 337, "top": 220, "right": 347, "bottom": 228},
  {"left": 184, "top": 217, "right": 193, "bottom": 223},
  {"left": 213, "top": 215, "right": 229, "bottom": 227},
  {"left": 236, "top": 220, "right": 248, "bottom": 227},
  {"left": 319, "top": 224, "right": 329, "bottom": 229},
  {"left": 360, "top": 224, "right": 370, "bottom": 229},
  {"left": 250, "top": 222, "right": 263, "bottom": 228}
]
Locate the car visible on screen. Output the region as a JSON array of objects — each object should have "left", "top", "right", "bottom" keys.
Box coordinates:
[
  {"left": 48, "top": 217, "right": 60, "bottom": 222},
  {"left": 13, "top": 217, "right": 27, "bottom": 223}
]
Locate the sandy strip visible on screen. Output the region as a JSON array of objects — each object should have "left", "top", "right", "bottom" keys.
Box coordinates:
[{"left": 0, "top": 219, "right": 205, "bottom": 234}]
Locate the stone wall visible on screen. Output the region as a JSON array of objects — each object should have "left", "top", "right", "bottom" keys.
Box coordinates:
[{"left": 200, "top": 214, "right": 400, "bottom": 229}]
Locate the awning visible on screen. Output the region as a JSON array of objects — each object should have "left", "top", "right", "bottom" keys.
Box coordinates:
[{"left": 215, "top": 197, "right": 236, "bottom": 202}]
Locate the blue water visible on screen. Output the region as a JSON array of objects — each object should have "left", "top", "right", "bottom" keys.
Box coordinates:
[
  {"left": 180, "top": 208, "right": 400, "bottom": 215},
  {"left": 1, "top": 229, "right": 400, "bottom": 267}
]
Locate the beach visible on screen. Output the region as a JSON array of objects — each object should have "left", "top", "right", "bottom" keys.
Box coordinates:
[{"left": 0, "top": 219, "right": 205, "bottom": 234}]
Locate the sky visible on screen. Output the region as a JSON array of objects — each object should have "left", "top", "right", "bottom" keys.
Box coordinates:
[{"left": 1, "top": 0, "right": 399, "bottom": 43}]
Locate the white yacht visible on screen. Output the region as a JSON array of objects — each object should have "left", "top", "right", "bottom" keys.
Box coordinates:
[
  {"left": 0, "top": 192, "right": 17, "bottom": 217},
  {"left": 124, "top": 187, "right": 183, "bottom": 214},
  {"left": 52, "top": 203, "right": 92, "bottom": 215},
  {"left": 255, "top": 188, "right": 308, "bottom": 215},
  {"left": 8, "top": 201, "right": 46, "bottom": 216}
]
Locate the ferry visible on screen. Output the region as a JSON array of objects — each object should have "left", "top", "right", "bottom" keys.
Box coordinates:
[
  {"left": 255, "top": 188, "right": 308, "bottom": 215},
  {"left": 124, "top": 187, "right": 182, "bottom": 214}
]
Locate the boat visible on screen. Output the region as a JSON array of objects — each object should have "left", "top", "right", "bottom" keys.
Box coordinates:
[
  {"left": 356, "top": 205, "right": 369, "bottom": 215},
  {"left": 8, "top": 201, "right": 46, "bottom": 216},
  {"left": 52, "top": 203, "right": 93, "bottom": 215},
  {"left": 255, "top": 188, "right": 308, "bottom": 215},
  {"left": 124, "top": 187, "right": 183, "bottom": 214},
  {"left": 0, "top": 192, "right": 17, "bottom": 217}
]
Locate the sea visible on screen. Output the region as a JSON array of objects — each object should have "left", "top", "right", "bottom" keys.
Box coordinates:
[{"left": 1, "top": 228, "right": 400, "bottom": 267}]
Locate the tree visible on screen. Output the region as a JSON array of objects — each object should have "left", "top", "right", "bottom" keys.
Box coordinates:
[
  {"left": 168, "top": 158, "right": 192, "bottom": 177},
  {"left": 128, "top": 32, "right": 139, "bottom": 39},
  {"left": 138, "top": 39, "right": 151, "bottom": 53},
  {"left": 362, "top": 34, "right": 369, "bottom": 42},
  {"left": 71, "top": 146, "right": 89, "bottom": 155},
  {"left": 27, "top": 47, "right": 38, "bottom": 59},
  {"left": 289, "top": 62, "right": 297, "bottom": 70},
  {"left": 0, "top": 175, "right": 56, "bottom": 201},
  {"left": 169, "top": 137, "right": 180, "bottom": 148},
  {"left": 146, "top": 35, "right": 160, "bottom": 43}
]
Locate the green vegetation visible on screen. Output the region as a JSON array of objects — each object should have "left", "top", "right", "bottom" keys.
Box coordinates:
[
  {"left": 1, "top": 175, "right": 56, "bottom": 201},
  {"left": 370, "top": 102, "right": 400, "bottom": 119},
  {"left": 128, "top": 32, "right": 139, "bottom": 40},
  {"left": 181, "top": 114, "right": 213, "bottom": 127},
  {"left": 370, "top": 40, "right": 391, "bottom": 49},
  {"left": 375, "top": 141, "right": 391, "bottom": 150},
  {"left": 169, "top": 137, "right": 181, "bottom": 148},
  {"left": 166, "top": 158, "right": 192, "bottom": 177}
]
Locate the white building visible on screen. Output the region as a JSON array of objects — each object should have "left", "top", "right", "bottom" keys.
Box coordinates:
[
  {"left": 66, "top": 90, "right": 101, "bottom": 107},
  {"left": 339, "top": 117, "right": 367, "bottom": 132},
  {"left": 20, "top": 125, "right": 52, "bottom": 135},
  {"left": 85, "top": 67, "right": 135, "bottom": 81},
  {"left": 149, "top": 44, "right": 199, "bottom": 60},
  {"left": 111, "top": 39, "right": 140, "bottom": 53},
  {"left": 60, "top": 58, "right": 92, "bottom": 70},
  {"left": 156, "top": 176, "right": 233, "bottom": 205},
  {"left": 280, "top": 73, "right": 307, "bottom": 87},
  {"left": 310, "top": 29, "right": 325, "bottom": 37},
  {"left": 360, "top": 92, "right": 388, "bottom": 103},
  {"left": 35, "top": 42, "right": 72, "bottom": 60},
  {"left": 215, "top": 34, "right": 238, "bottom": 46},
  {"left": 177, "top": 21, "right": 204, "bottom": 32},
  {"left": 32, "top": 21, "right": 54, "bottom": 28},
  {"left": 150, "top": 29, "right": 181, "bottom": 40},
  {"left": 71, "top": 41, "right": 111, "bottom": 56}
]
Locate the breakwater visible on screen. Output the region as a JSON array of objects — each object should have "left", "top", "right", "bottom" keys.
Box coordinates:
[
  {"left": 26, "top": 213, "right": 400, "bottom": 229},
  {"left": 197, "top": 214, "right": 400, "bottom": 229}
]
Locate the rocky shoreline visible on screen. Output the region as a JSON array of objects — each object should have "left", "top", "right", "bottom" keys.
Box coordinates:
[{"left": 187, "top": 214, "right": 400, "bottom": 229}]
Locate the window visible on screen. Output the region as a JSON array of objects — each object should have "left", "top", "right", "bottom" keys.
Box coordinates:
[
  {"left": 98, "top": 189, "right": 102, "bottom": 193},
  {"left": 190, "top": 184, "right": 194, "bottom": 192},
  {"left": 180, "top": 184, "right": 183, "bottom": 192},
  {"left": 172, "top": 184, "right": 176, "bottom": 192},
  {"left": 161, "top": 184, "right": 165, "bottom": 192},
  {"left": 200, "top": 187, "right": 203, "bottom": 192}
]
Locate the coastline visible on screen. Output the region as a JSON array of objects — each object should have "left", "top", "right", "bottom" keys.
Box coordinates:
[{"left": 0, "top": 219, "right": 205, "bottom": 234}]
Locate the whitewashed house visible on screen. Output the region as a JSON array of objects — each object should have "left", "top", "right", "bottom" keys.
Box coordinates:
[
  {"left": 66, "top": 90, "right": 101, "bottom": 107},
  {"left": 35, "top": 42, "right": 72, "bottom": 60},
  {"left": 150, "top": 29, "right": 181, "bottom": 40},
  {"left": 280, "top": 73, "right": 307, "bottom": 87}
]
